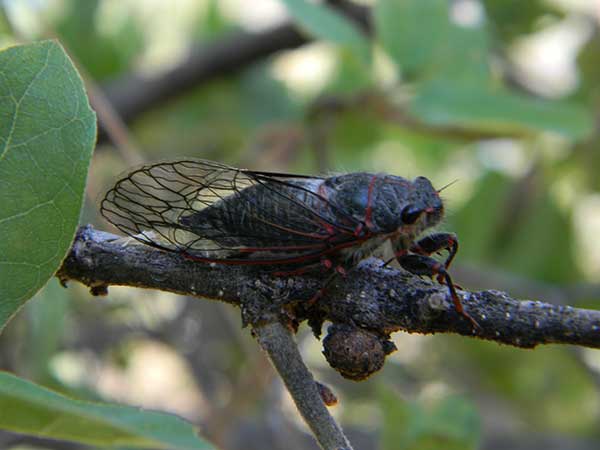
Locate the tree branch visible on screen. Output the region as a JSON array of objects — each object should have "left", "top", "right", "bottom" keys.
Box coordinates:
[
  {"left": 57, "top": 226, "right": 600, "bottom": 351},
  {"left": 57, "top": 226, "right": 599, "bottom": 351},
  {"left": 56, "top": 225, "right": 600, "bottom": 449}
]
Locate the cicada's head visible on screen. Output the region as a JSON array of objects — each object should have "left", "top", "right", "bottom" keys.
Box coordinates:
[
  {"left": 325, "top": 173, "right": 445, "bottom": 235},
  {"left": 373, "top": 175, "right": 444, "bottom": 236},
  {"left": 400, "top": 176, "right": 444, "bottom": 229}
]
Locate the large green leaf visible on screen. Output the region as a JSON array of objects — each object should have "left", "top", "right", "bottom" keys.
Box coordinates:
[
  {"left": 280, "top": 0, "right": 370, "bottom": 65},
  {"left": 0, "top": 40, "right": 96, "bottom": 330},
  {"left": 410, "top": 81, "right": 594, "bottom": 139},
  {"left": 0, "top": 371, "right": 214, "bottom": 449}
]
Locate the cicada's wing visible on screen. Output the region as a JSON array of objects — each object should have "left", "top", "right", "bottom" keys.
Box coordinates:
[{"left": 101, "top": 159, "right": 362, "bottom": 264}]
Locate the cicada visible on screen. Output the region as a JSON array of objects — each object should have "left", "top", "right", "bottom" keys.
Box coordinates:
[{"left": 100, "top": 159, "right": 478, "bottom": 328}]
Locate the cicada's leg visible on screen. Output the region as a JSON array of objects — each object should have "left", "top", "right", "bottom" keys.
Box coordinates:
[
  {"left": 306, "top": 262, "right": 348, "bottom": 307},
  {"left": 396, "top": 253, "right": 480, "bottom": 330},
  {"left": 271, "top": 257, "right": 339, "bottom": 277},
  {"left": 410, "top": 232, "right": 458, "bottom": 271},
  {"left": 271, "top": 259, "right": 347, "bottom": 307}
]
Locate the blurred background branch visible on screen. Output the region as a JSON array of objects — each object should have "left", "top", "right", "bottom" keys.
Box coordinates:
[{"left": 98, "top": 0, "right": 369, "bottom": 144}]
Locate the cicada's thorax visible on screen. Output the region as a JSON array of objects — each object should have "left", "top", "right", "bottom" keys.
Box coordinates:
[{"left": 321, "top": 172, "right": 445, "bottom": 264}]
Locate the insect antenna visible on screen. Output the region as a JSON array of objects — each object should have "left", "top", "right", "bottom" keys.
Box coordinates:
[{"left": 437, "top": 179, "right": 459, "bottom": 193}]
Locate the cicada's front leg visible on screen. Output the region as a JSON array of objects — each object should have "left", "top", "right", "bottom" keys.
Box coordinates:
[
  {"left": 410, "top": 232, "right": 458, "bottom": 273},
  {"left": 395, "top": 250, "right": 480, "bottom": 331}
]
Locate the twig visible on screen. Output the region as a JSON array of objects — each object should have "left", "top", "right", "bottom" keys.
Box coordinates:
[
  {"left": 254, "top": 322, "right": 352, "bottom": 450},
  {"left": 85, "top": 81, "right": 144, "bottom": 166}
]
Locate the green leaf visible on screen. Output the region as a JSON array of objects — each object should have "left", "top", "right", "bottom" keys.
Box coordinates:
[
  {"left": 280, "top": 0, "right": 370, "bottom": 65},
  {"left": 0, "top": 40, "right": 97, "bottom": 331},
  {"left": 0, "top": 371, "right": 215, "bottom": 449},
  {"left": 410, "top": 81, "right": 594, "bottom": 139},
  {"left": 380, "top": 386, "right": 480, "bottom": 450},
  {"left": 375, "top": 0, "right": 491, "bottom": 83}
]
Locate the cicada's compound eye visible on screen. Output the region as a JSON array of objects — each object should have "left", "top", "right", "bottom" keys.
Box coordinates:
[{"left": 400, "top": 204, "right": 423, "bottom": 225}]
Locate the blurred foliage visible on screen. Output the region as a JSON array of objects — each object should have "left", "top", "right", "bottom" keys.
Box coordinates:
[
  {"left": 2, "top": 0, "right": 600, "bottom": 449},
  {"left": 444, "top": 336, "right": 598, "bottom": 433},
  {"left": 482, "top": 0, "right": 562, "bottom": 43},
  {"left": 21, "top": 279, "right": 69, "bottom": 386},
  {"left": 449, "top": 171, "right": 579, "bottom": 283},
  {"left": 380, "top": 386, "right": 481, "bottom": 450},
  {"left": 375, "top": 0, "right": 491, "bottom": 83},
  {"left": 193, "top": 0, "right": 236, "bottom": 41},
  {"left": 54, "top": 0, "right": 145, "bottom": 80},
  {"left": 281, "top": 0, "right": 370, "bottom": 65}
]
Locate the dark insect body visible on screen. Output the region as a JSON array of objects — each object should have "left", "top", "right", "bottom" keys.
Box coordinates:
[{"left": 101, "top": 159, "right": 478, "bottom": 328}]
